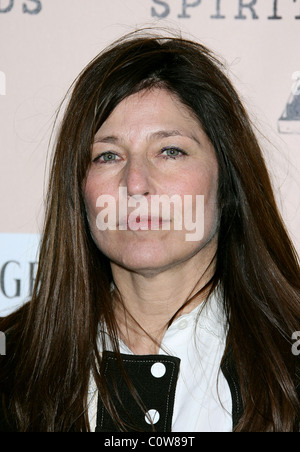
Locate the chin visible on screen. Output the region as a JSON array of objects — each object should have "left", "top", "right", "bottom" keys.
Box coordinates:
[
  {"left": 113, "top": 243, "right": 171, "bottom": 274},
  {"left": 95, "top": 229, "right": 213, "bottom": 275},
  {"left": 110, "top": 240, "right": 204, "bottom": 277}
]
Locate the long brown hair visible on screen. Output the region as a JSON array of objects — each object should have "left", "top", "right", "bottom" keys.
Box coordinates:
[{"left": 1, "top": 30, "right": 299, "bottom": 432}]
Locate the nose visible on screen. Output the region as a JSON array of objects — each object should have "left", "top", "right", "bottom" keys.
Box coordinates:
[{"left": 122, "top": 156, "right": 153, "bottom": 197}]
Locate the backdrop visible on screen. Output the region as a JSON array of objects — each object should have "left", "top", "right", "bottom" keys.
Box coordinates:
[{"left": 1, "top": 0, "right": 299, "bottom": 314}]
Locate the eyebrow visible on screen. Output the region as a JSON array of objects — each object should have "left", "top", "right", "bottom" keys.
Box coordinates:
[
  {"left": 93, "top": 129, "right": 201, "bottom": 145},
  {"left": 151, "top": 130, "right": 201, "bottom": 144}
]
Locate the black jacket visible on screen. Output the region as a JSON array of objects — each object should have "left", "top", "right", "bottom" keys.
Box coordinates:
[{"left": 0, "top": 350, "right": 242, "bottom": 433}]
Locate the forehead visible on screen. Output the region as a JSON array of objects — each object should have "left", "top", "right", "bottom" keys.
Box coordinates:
[{"left": 94, "top": 88, "right": 203, "bottom": 141}]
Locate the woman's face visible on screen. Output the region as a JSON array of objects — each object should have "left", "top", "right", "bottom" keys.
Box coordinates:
[{"left": 84, "top": 88, "right": 219, "bottom": 276}]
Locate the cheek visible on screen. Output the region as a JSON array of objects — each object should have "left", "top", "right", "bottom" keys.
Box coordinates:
[
  {"left": 83, "top": 181, "right": 98, "bottom": 222},
  {"left": 83, "top": 180, "right": 109, "bottom": 241},
  {"left": 201, "top": 166, "right": 219, "bottom": 216},
  {"left": 83, "top": 174, "right": 114, "bottom": 219},
  {"left": 183, "top": 165, "right": 219, "bottom": 234},
  {"left": 176, "top": 164, "right": 218, "bottom": 202}
]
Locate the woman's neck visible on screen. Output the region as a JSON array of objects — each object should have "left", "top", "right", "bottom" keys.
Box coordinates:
[{"left": 111, "top": 244, "right": 216, "bottom": 355}]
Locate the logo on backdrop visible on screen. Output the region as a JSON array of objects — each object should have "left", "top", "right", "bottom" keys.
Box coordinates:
[
  {"left": 278, "top": 72, "right": 300, "bottom": 134},
  {"left": 0, "top": 234, "right": 40, "bottom": 316},
  {"left": 0, "top": 260, "right": 38, "bottom": 300},
  {"left": 0, "top": 0, "right": 42, "bottom": 14},
  {"left": 151, "top": 0, "right": 300, "bottom": 20}
]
